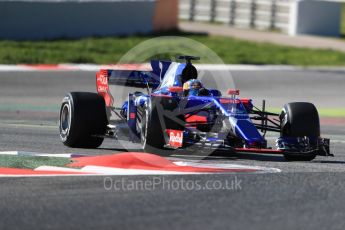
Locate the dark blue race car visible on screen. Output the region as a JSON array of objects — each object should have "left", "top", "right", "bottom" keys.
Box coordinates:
[{"left": 59, "top": 56, "right": 332, "bottom": 161}]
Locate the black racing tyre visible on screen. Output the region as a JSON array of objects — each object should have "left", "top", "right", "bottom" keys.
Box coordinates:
[
  {"left": 141, "top": 96, "right": 185, "bottom": 154},
  {"left": 281, "top": 102, "right": 320, "bottom": 137},
  {"left": 280, "top": 102, "right": 319, "bottom": 161},
  {"left": 59, "top": 92, "right": 108, "bottom": 148}
]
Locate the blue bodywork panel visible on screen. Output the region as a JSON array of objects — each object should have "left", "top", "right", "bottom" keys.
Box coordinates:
[
  {"left": 99, "top": 58, "right": 331, "bottom": 157},
  {"left": 118, "top": 60, "right": 266, "bottom": 147}
]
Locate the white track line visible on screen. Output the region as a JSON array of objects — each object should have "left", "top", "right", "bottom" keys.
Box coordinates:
[
  {"left": 0, "top": 151, "right": 281, "bottom": 177},
  {"left": 81, "top": 166, "right": 195, "bottom": 175},
  {"left": 35, "top": 166, "right": 86, "bottom": 173},
  {"left": 33, "top": 165, "right": 280, "bottom": 175},
  {"left": 173, "top": 161, "right": 281, "bottom": 173},
  {"left": 34, "top": 165, "right": 191, "bottom": 175},
  {"left": 195, "top": 64, "right": 299, "bottom": 71},
  {"left": 0, "top": 151, "right": 73, "bottom": 158},
  {"left": 1, "top": 64, "right": 345, "bottom": 73},
  {"left": 0, "top": 64, "right": 300, "bottom": 72}
]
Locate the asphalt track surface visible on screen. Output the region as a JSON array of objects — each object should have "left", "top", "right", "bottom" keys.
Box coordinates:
[{"left": 0, "top": 69, "right": 345, "bottom": 230}]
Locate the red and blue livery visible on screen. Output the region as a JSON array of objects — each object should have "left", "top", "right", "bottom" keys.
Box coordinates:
[{"left": 59, "top": 56, "right": 332, "bottom": 161}]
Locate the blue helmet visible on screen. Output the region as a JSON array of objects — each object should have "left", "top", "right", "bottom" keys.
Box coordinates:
[{"left": 184, "top": 79, "right": 203, "bottom": 96}]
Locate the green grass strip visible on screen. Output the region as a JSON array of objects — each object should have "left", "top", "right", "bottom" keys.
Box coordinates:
[
  {"left": 0, "top": 103, "right": 344, "bottom": 118},
  {"left": 0, "top": 155, "right": 71, "bottom": 169},
  {"left": 1, "top": 33, "right": 345, "bottom": 66},
  {"left": 267, "top": 108, "right": 345, "bottom": 118}
]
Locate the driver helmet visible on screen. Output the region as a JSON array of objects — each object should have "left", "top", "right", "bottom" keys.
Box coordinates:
[{"left": 183, "top": 79, "right": 203, "bottom": 96}]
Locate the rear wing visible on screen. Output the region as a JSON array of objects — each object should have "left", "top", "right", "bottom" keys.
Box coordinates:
[
  {"left": 97, "top": 60, "right": 172, "bottom": 87},
  {"left": 96, "top": 60, "right": 172, "bottom": 107},
  {"left": 97, "top": 69, "right": 159, "bottom": 107},
  {"left": 107, "top": 70, "right": 160, "bottom": 88}
]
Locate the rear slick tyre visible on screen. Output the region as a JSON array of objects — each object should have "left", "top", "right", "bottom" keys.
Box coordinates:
[{"left": 59, "top": 92, "right": 107, "bottom": 148}]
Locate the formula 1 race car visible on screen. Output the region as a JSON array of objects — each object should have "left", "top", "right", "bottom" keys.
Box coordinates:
[{"left": 59, "top": 56, "right": 332, "bottom": 161}]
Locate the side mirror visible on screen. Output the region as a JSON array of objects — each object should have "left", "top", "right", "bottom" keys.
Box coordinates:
[
  {"left": 227, "top": 89, "right": 240, "bottom": 95},
  {"left": 168, "top": 86, "right": 183, "bottom": 93}
]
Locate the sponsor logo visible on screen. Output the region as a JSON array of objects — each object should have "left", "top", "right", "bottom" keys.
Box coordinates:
[
  {"left": 130, "top": 113, "right": 136, "bottom": 119},
  {"left": 97, "top": 86, "right": 108, "bottom": 93},
  {"left": 97, "top": 74, "right": 108, "bottom": 85},
  {"left": 168, "top": 130, "right": 183, "bottom": 148}
]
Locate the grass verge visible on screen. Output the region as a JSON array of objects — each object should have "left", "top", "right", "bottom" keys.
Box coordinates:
[
  {"left": 0, "top": 155, "right": 71, "bottom": 169},
  {"left": 1, "top": 33, "right": 345, "bottom": 65},
  {"left": 0, "top": 103, "right": 344, "bottom": 118},
  {"left": 267, "top": 108, "right": 345, "bottom": 118}
]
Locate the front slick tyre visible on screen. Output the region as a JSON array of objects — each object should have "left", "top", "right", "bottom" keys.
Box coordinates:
[
  {"left": 281, "top": 102, "right": 319, "bottom": 161},
  {"left": 59, "top": 92, "right": 108, "bottom": 148}
]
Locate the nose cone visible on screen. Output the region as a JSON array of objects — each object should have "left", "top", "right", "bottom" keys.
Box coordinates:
[{"left": 234, "top": 119, "right": 265, "bottom": 146}]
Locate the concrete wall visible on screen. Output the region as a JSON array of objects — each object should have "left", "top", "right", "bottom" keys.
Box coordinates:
[
  {"left": 289, "top": 0, "right": 342, "bottom": 36},
  {"left": 0, "top": 0, "right": 178, "bottom": 40},
  {"left": 179, "top": 0, "right": 293, "bottom": 33},
  {"left": 180, "top": 0, "right": 343, "bottom": 37}
]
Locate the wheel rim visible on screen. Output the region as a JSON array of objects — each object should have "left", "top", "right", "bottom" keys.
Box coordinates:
[
  {"left": 141, "top": 109, "right": 147, "bottom": 144},
  {"left": 60, "top": 103, "right": 71, "bottom": 136}
]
